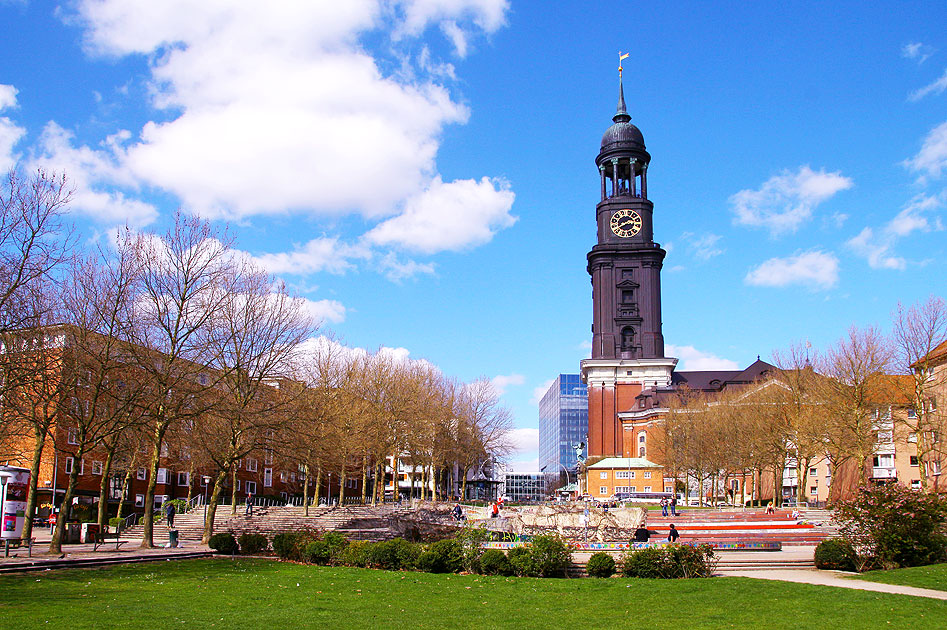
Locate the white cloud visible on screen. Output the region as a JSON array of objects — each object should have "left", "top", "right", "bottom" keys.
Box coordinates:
[
  {"left": 505, "top": 427, "right": 538, "bottom": 454},
  {"left": 665, "top": 344, "right": 739, "bottom": 371},
  {"left": 365, "top": 176, "right": 516, "bottom": 253},
  {"left": 58, "top": 1, "right": 511, "bottom": 224},
  {"left": 250, "top": 237, "right": 371, "bottom": 276},
  {"left": 744, "top": 250, "right": 839, "bottom": 290},
  {"left": 296, "top": 297, "right": 347, "bottom": 324},
  {"left": 904, "top": 121, "right": 947, "bottom": 181},
  {"left": 730, "top": 166, "right": 853, "bottom": 235},
  {"left": 0, "top": 84, "right": 26, "bottom": 173},
  {"left": 30, "top": 122, "right": 157, "bottom": 226},
  {"left": 530, "top": 378, "right": 555, "bottom": 406},
  {"left": 682, "top": 232, "right": 724, "bottom": 260},
  {"left": 376, "top": 252, "right": 436, "bottom": 281},
  {"left": 902, "top": 42, "right": 934, "bottom": 65},
  {"left": 845, "top": 194, "right": 943, "bottom": 270},
  {"left": 909, "top": 68, "right": 947, "bottom": 101},
  {"left": 490, "top": 373, "right": 524, "bottom": 396}
]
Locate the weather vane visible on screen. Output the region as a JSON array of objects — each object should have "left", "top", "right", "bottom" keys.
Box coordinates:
[{"left": 619, "top": 51, "right": 629, "bottom": 78}]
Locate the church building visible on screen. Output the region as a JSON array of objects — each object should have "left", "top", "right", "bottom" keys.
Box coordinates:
[{"left": 580, "top": 73, "right": 773, "bottom": 461}]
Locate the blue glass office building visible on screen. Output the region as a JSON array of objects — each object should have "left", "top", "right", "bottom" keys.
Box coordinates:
[{"left": 538, "top": 374, "right": 588, "bottom": 479}]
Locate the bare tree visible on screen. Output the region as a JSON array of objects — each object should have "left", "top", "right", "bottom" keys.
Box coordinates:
[
  {"left": 122, "top": 212, "right": 235, "bottom": 548},
  {"left": 815, "top": 325, "right": 892, "bottom": 487},
  {"left": 891, "top": 295, "right": 947, "bottom": 491}
]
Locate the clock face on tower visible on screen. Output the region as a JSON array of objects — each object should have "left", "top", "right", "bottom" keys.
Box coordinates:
[{"left": 610, "top": 209, "right": 642, "bottom": 237}]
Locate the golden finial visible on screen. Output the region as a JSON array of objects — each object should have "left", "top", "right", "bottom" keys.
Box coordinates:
[{"left": 619, "top": 51, "right": 629, "bottom": 77}]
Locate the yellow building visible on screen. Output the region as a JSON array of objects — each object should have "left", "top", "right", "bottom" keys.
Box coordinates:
[{"left": 585, "top": 457, "right": 666, "bottom": 500}]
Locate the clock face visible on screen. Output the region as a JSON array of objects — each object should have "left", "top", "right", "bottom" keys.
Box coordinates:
[{"left": 610, "top": 209, "right": 642, "bottom": 237}]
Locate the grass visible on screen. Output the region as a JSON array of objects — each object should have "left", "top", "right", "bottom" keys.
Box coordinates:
[
  {"left": 852, "top": 563, "right": 947, "bottom": 592},
  {"left": 1, "top": 558, "right": 945, "bottom": 629}
]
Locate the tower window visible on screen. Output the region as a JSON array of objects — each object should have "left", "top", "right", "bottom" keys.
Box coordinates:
[
  {"left": 621, "top": 289, "right": 635, "bottom": 304},
  {"left": 621, "top": 327, "right": 635, "bottom": 351}
]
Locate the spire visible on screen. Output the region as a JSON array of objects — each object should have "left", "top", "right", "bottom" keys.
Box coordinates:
[{"left": 614, "top": 76, "right": 631, "bottom": 124}]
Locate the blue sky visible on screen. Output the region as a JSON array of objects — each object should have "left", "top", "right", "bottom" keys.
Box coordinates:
[{"left": 2, "top": 1, "right": 946, "bottom": 470}]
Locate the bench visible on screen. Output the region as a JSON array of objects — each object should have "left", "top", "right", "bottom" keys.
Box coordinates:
[
  {"left": 93, "top": 532, "right": 128, "bottom": 551},
  {"left": 3, "top": 537, "right": 36, "bottom": 558}
]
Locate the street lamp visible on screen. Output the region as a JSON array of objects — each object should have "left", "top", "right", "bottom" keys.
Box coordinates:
[
  {"left": 556, "top": 463, "right": 572, "bottom": 499},
  {"left": 202, "top": 476, "right": 211, "bottom": 527}
]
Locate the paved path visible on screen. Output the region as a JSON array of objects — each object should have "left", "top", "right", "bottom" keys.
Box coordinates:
[{"left": 720, "top": 569, "right": 947, "bottom": 600}]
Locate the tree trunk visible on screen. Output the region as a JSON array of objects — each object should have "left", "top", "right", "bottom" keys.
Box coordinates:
[
  {"left": 116, "top": 463, "right": 134, "bottom": 522},
  {"left": 302, "top": 464, "right": 310, "bottom": 516},
  {"left": 360, "top": 457, "right": 369, "bottom": 504},
  {"left": 460, "top": 465, "right": 468, "bottom": 501},
  {"left": 21, "top": 427, "right": 47, "bottom": 543},
  {"left": 202, "top": 471, "right": 226, "bottom": 544},
  {"left": 231, "top": 467, "right": 238, "bottom": 514},
  {"left": 49, "top": 453, "right": 83, "bottom": 554},
  {"left": 140, "top": 424, "right": 167, "bottom": 549},
  {"left": 97, "top": 446, "right": 116, "bottom": 528},
  {"left": 314, "top": 465, "right": 322, "bottom": 506},
  {"left": 186, "top": 460, "right": 195, "bottom": 503}
]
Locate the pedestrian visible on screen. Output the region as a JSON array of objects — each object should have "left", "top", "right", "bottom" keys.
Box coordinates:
[
  {"left": 245, "top": 490, "right": 253, "bottom": 515},
  {"left": 660, "top": 496, "right": 669, "bottom": 517},
  {"left": 633, "top": 522, "right": 654, "bottom": 543},
  {"left": 490, "top": 501, "right": 499, "bottom": 518},
  {"left": 667, "top": 523, "right": 679, "bottom": 543},
  {"left": 670, "top": 495, "right": 677, "bottom": 517},
  {"left": 165, "top": 501, "right": 175, "bottom": 528},
  {"left": 452, "top": 503, "right": 464, "bottom": 521}
]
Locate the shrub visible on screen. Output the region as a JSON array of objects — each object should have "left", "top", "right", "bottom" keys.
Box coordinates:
[
  {"left": 622, "top": 544, "right": 715, "bottom": 579},
  {"left": 621, "top": 546, "right": 665, "bottom": 578},
  {"left": 478, "top": 549, "right": 512, "bottom": 576},
  {"left": 238, "top": 533, "right": 269, "bottom": 555},
  {"left": 586, "top": 552, "right": 615, "bottom": 578},
  {"left": 834, "top": 484, "right": 947, "bottom": 570},
  {"left": 272, "top": 531, "right": 320, "bottom": 561},
  {"left": 814, "top": 538, "right": 857, "bottom": 571},
  {"left": 365, "top": 539, "right": 422, "bottom": 571},
  {"left": 303, "top": 540, "right": 330, "bottom": 564},
  {"left": 507, "top": 546, "right": 533, "bottom": 577},
  {"left": 208, "top": 532, "right": 238, "bottom": 555},
  {"left": 417, "top": 539, "right": 464, "bottom": 574},
  {"left": 455, "top": 525, "right": 492, "bottom": 572},
  {"left": 108, "top": 517, "right": 123, "bottom": 530},
  {"left": 527, "top": 535, "right": 572, "bottom": 578},
  {"left": 322, "top": 531, "right": 349, "bottom": 564},
  {"left": 337, "top": 541, "right": 370, "bottom": 568}
]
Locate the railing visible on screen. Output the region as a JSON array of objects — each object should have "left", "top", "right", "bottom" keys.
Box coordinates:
[{"left": 119, "top": 512, "right": 138, "bottom": 533}]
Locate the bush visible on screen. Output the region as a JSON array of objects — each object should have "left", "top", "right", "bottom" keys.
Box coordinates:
[
  {"left": 622, "top": 544, "right": 715, "bottom": 579},
  {"left": 507, "top": 546, "right": 533, "bottom": 577},
  {"left": 238, "top": 533, "right": 269, "bottom": 555},
  {"left": 322, "top": 531, "right": 349, "bottom": 564},
  {"left": 272, "top": 531, "right": 320, "bottom": 561},
  {"left": 834, "top": 484, "right": 947, "bottom": 570},
  {"left": 814, "top": 538, "right": 857, "bottom": 571},
  {"left": 108, "top": 517, "right": 123, "bottom": 530},
  {"left": 478, "top": 549, "right": 512, "bottom": 576},
  {"left": 527, "top": 535, "right": 572, "bottom": 578},
  {"left": 365, "top": 539, "right": 422, "bottom": 571},
  {"left": 208, "top": 532, "right": 238, "bottom": 555},
  {"left": 337, "top": 541, "right": 370, "bottom": 568},
  {"left": 303, "top": 540, "right": 330, "bottom": 564},
  {"left": 455, "top": 525, "right": 492, "bottom": 572},
  {"left": 621, "top": 546, "right": 665, "bottom": 578},
  {"left": 417, "top": 539, "right": 464, "bottom": 574},
  {"left": 586, "top": 552, "right": 615, "bottom": 578}
]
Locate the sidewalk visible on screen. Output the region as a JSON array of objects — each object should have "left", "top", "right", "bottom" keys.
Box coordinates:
[
  {"left": 0, "top": 530, "right": 212, "bottom": 573},
  {"left": 719, "top": 569, "right": 947, "bottom": 600}
]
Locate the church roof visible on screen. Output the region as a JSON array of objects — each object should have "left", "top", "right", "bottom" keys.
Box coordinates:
[{"left": 671, "top": 358, "right": 776, "bottom": 393}]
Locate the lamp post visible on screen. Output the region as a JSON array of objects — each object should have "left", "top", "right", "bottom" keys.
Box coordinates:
[
  {"left": 556, "top": 463, "right": 572, "bottom": 499},
  {"left": 202, "top": 476, "right": 211, "bottom": 527}
]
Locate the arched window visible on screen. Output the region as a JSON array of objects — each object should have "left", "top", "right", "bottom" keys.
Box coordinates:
[
  {"left": 638, "top": 446, "right": 646, "bottom": 457},
  {"left": 621, "top": 327, "right": 635, "bottom": 351}
]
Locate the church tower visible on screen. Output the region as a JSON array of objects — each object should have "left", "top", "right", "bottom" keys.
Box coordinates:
[{"left": 581, "top": 73, "right": 677, "bottom": 458}]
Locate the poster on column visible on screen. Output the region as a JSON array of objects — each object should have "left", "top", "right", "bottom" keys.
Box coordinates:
[{"left": 0, "top": 465, "right": 30, "bottom": 539}]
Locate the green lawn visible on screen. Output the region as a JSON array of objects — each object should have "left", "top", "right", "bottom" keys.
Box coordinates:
[
  {"left": 852, "top": 563, "right": 947, "bottom": 592},
  {"left": 1, "top": 558, "right": 945, "bottom": 629}
]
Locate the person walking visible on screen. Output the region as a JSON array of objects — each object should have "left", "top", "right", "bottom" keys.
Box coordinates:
[
  {"left": 245, "top": 490, "right": 253, "bottom": 516},
  {"left": 660, "top": 496, "right": 669, "bottom": 517},
  {"left": 165, "top": 501, "right": 175, "bottom": 529},
  {"left": 670, "top": 495, "right": 678, "bottom": 517},
  {"left": 667, "top": 523, "right": 680, "bottom": 543}
]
